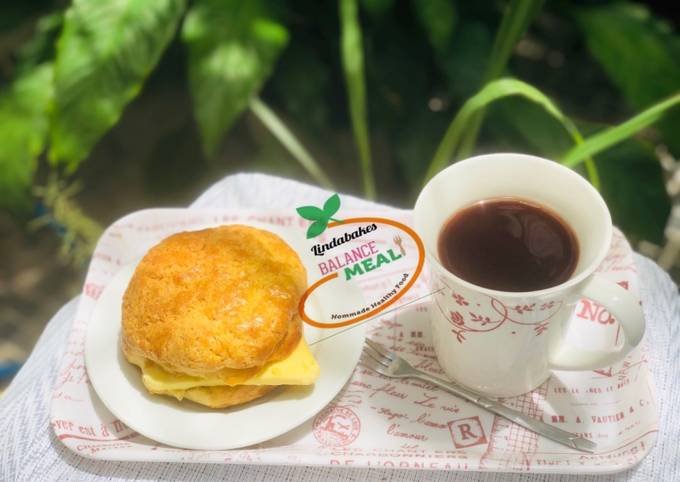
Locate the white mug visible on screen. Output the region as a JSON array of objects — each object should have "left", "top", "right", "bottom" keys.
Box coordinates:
[{"left": 413, "top": 153, "right": 645, "bottom": 397}]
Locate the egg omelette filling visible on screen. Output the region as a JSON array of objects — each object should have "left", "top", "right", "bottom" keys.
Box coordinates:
[{"left": 126, "top": 338, "right": 319, "bottom": 399}]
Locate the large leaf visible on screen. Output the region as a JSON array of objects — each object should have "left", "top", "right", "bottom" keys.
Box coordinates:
[
  {"left": 49, "top": 0, "right": 185, "bottom": 170},
  {"left": 0, "top": 64, "right": 52, "bottom": 213},
  {"left": 340, "top": 0, "right": 376, "bottom": 199},
  {"left": 182, "top": 0, "right": 288, "bottom": 157},
  {"left": 596, "top": 141, "right": 670, "bottom": 244},
  {"left": 424, "top": 78, "right": 598, "bottom": 185},
  {"left": 573, "top": 2, "right": 680, "bottom": 153}
]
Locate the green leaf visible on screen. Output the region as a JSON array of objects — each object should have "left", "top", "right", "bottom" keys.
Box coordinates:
[
  {"left": 340, "top": 0, "right": 376, "bottom": 199},
  {"left": 438, "top": 21, "right": 492, "bottom": 100},
  {"left": 49, "top": 0, "right": 185, "bottom": 170},
  {"left": 0, "top": 63, "right": 53, "bottom": 213},
  {"left": 182, "top": 0, "right": 288, "bottom": 157},
  {"left": 323, "top": 193, "right": 341, "bottom": 218},
  {"left": 491, "top": 99, "right": 574, "bottom": 158},
  {"left": 360, "top": 0, "right": 394, "bottom": 16},
  {"left": 269, "top": 43, "right": 330, "bottom": 132},
  {"left": 306, "top": 219, "right": 328, "bottom": 239},
  {"left": 424, "top": 78, "right": 598, "bottom": 187},
  {"left": 573, "top": 2, "right": 680, "bottom": 153},
  {"left": 596, "top": 141, "right": 670, "bottom": 244},
  {"left": 412, "top": 0, "right": 457, "bottom": 54},
  {"left": 15, "top": 12, "right": 63, "bottom": 75},
  {"left": 561, "top": 93, "right": 680, "bottom": 167},
  {"left": 296, "top": 206, "right": 325, "bottom": 221},
  {"left": 249, "top": 98, "right": 334, "bottom": 189}
]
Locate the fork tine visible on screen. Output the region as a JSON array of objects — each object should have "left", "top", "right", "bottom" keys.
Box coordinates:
[
  {"left": 365, "top": 339, "right": 396, "bottom": 361},
  {"left": 360, "top": 352, "right": 389, "bottom": 374},
  {"left": 362, "top": 345, "right": 391, "bottom": 368}
]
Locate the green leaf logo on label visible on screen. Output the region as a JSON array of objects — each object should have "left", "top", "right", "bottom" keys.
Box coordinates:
[{"left": 296, "top": 193, "right": 343, "bottom": 238}]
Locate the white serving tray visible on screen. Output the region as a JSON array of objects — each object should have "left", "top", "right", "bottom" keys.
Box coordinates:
[{"left": 50, "top": 208, "right": 657, "bottom": 474}]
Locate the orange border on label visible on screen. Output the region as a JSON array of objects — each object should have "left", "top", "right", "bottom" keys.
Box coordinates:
[{"left": 298, "top": 216, "right": 425, "bottom": 328}]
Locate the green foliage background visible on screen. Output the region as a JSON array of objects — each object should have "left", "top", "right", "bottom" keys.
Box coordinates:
[{"left": 1, "top": 0, "right": 679, "bottom": 262}]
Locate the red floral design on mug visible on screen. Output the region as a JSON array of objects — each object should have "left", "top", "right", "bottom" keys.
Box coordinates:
[
  {"left": 433, "top": 277, "right": 563, "bottom": 344},
  {"left": 534, "top": 322, "right": 550, "bottom": 336},
  {"left": 469, "top": 312, "right": 492, "bottom": 325},
  {"left": 449, "top": 311, "right": 465, "bottom": 326},
  {"left": 453, "top": 331, "right": 466, "bottom": 343},
  {"left": 452, "top": 292, "right": 469, "bottom": 306},
  {"left": 512, "top": 303, "right": 535, "bottom": 314}
]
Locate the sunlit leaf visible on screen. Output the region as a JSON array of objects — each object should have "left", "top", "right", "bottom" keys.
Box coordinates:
[
  {"left": 0, "top": 64, "right": 52, "bottom": 213},
  {"left": 340, "top": 0, "right": 376, "bottom": 199},
  {"left": 49, "top": 0, "right": 185, "bottom": 170},
  {"left": 182, "top": 0, "right": 288, "bottom": 157}
]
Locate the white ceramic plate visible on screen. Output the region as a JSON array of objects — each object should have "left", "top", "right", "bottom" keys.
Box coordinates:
[{"left": 85, "top": 222, "right": 365, "bottom": 450}]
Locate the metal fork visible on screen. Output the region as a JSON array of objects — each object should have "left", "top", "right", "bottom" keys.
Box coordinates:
[{"left": 362, "top": 339, "right": 597, "bottom": 453}]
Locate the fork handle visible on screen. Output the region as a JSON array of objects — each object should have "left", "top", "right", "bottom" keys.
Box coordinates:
[{"left": 415, "top": 372, "right": 597, "bottom": 453}]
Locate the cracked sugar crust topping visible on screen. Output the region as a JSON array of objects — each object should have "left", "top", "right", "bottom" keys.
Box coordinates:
[{"left": 122, "top": 225, "right": 307, "bottom": 374}]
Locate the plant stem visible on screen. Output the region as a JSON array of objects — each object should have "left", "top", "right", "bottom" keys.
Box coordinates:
[
  {"left": 250, "top": 97, "right": 335, "bottom": 190},
  {"left": 455, "top": 0, "right": 545, "bottom": 160},
  {"left": 339, "top": 0, "right": 376, "bottom": 199}
]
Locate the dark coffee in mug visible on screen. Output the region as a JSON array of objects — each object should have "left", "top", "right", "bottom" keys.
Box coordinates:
[{"left": 437, "top": 198, "right": 578, "bottom": 292}]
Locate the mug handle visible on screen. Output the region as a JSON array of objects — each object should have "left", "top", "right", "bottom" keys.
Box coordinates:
[{"left": 549, "top": 274, "right": 645, "bottom": 370}]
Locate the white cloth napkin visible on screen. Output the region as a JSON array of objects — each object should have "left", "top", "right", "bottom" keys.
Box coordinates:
[{"left": 1, "top": 173, "right": 678, "bottom": 482}]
